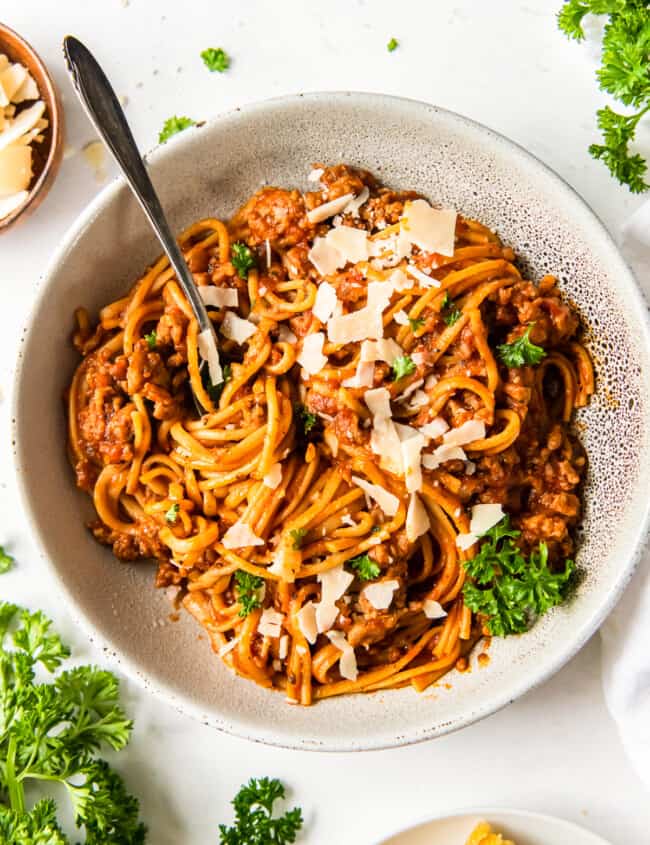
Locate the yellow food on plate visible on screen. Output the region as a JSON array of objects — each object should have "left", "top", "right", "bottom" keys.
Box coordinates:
[{"left": 466, "top": 821, "right": 515, "bottom": 845}]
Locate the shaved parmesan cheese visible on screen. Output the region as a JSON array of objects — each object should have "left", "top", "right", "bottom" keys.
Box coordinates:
[
  {"left": 351, "top": 475, "right": 400, "bottom": 517},
  {"left": 297, "top": 331, "right": 327, "bottom": 375},
  {"left": 0, "top": 100, "right": 45, "bottom": 151},
  {"left": 425, "top": 374, "right": 439, "bottom": 389},
  {"left": 327, "top": 225, "right": 369, "bottom": 263},
  {"left": 407, "top": 262, "right": 440, "bottom": 288},
  {"left": 12, "top": 70, "right": 38, "bottom": 103},
  {"left": 421, "top": 444, "right": 466, "bottom": 470},
  {"left": 388, "top": 267, "right": 411, "bottom": 290},
  {"left": 411, "top": 351, "right": 426, "bottom": 366},
  {"left": 308, "top": 236, "right": 343, "bottom": 276},
  {"left": 328, "top": 281, "right": 392, "bottom": 345},
  {"left": 443, "top": 419, "right": 486, "bottom": 447},
  {"left": 198, "top": 286, "right": 238, "bottom": 309},
  {"left": 401, "top": 199, "right": 457, "bottom": 257},
  {"left": 278, "top": 634, "right": 289, "bottom": 660},
  {"left": 406, "top": 492, "right": 430, "bottom": 542},
  {"left": 221, "top": 311, "right": 257, "bottom": 344},
  {"left": 407, "top": 390, "right": 429, "bottom": 410},
  {"left": 197, "top": 328, "right": 223, "bottom": 386},
  {"left": 326, "top": 630, "right": 358, "bottom": 681},
  {"left": 297, "top": 602, "right": 318, "bottom": 644},
  {"left": 394, "top": 309, "right": 409, "bottom": 326},
  {"left": 268, "top": 544, "right": 300, "bottom": 582},
  {"left": 342, "top": 360, "right": 375, "bottom": 388},
  {"left": 0, "top": 190, "right": 27, "bottom": 218},
  {"left": 362, "top": 579, "right": 400, "bottom": 610},
  {"left": 0, "top": 144, "right": 32, "bottom": 195},
  {"left": 0, "top": 64, "right": 27, "bottom": 103},
  {"left": 263, "top": 463, "right": 283, "bottom": 490},
  {"left": 277, "top": 324, "right": 297, "bottom": 344},
  {"left": 341, "top": 514, "right": 356, "bottom": 527},
  {"left": 264, "top": 238, "right": 272, "bottom": 269},
  {"left": 360, "top": 338, "right": 403, "bottom": 364},
  {"left": 258, "top": 607, "right": 285, "bottom": 638},
  {"left": 455, "top": 533, "right": 477, "bottom": 551},
  {"left": 364, "top": 386, "right": 392, "bottom": 419},
  {"left": 218, "top": 635, "right": 241, "bottom": 657},
  {"left": 419, "top": 417, "right": 449, "bottom": 440},
  {"left": 307, "top": 192, "right": 355, "bottom": 224},
  {"left": 221, "top": 521, "right": 264, "bottom": 549},
  {"left": 316, "top": 566, "right": 354, "bottom": 633},
  {"left": 312, "top": 280, "right": 338, "bottom": 323},
  {"left": 470, "top": 503, "right": 504, "bottom": 535},
  {"left": 397, "top": 426, "right": 426, "bottom": 493},
  {"left": 323, "top": 429, "right": 340, "bottom": 456},
  {"left": 343, "top": 185, "right": 370, "bottom": 216},
  {"left": 395, "top": 378, "right": 424, "bottom": 403},
  {"left": 423, "top": 599, "right": 447, "bottom": 620},
  {"left": 308, "top": 167, "right": 324, "bottom": 182}
]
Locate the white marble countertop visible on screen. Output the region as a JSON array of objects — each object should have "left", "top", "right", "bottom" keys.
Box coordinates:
[{"left": 1, "top": 1, "right": 649, "bottom": 842}]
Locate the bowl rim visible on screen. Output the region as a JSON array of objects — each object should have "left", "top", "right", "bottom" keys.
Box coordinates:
[
  {"left": 12, "top": 90, "right": 650, "bottom": 751},
  {"left": 0, "top": 22, "right": 64, "bottom": 231}
]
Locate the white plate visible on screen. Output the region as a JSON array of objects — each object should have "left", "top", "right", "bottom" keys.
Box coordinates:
[
  {"left": 376, "top": 809, "right": 611, "bottom": 845},
  {"left": 13, "top": 92, "right": 650, "bottom": 750}
]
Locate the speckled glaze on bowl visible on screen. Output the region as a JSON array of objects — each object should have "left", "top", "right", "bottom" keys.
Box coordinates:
[{"left": 13, "top": 93, "right": 650, "bottom": 751}]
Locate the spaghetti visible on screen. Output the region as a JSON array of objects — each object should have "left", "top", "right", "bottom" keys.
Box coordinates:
[{"left": 66, "top": 164, "right": 593, "bottom": 705}]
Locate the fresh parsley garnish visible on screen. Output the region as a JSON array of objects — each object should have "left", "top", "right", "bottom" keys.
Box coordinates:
[
  {"left": 347, "top": 553, "right": 381, "bottom": 581},
  {"left": 289, "top": 528, "right": 307, "bottom": 550},
  {"left": 294, "top": 403, "right": 318, "bottom": 436},
  {"left": 558, "top": 1, "right": 650, "bottom": 192},
  {"left": 234, "top": 571, "right": 264, "bottom": 618},
  {"left": 231, "top": 242, "right": 257, "bottom": 279},
  {"left": 0, "top": 545, "right": 13, "bottom": 574},
  {"left": 0, "top": 602, "right": 146, "bottom": 842},
  {"left": 158, "top": 115, "right": 196, "bottom": 144},
  {"left": 218, "top": 777, "right": 303, "bottom": 845},
  {"left": 441, "top": 292, "right": 462, "bottom": 326},
  {"left": 144, "top": 330, "right": 157, "bottom": 350},
  {"left": 408, "top": 316, "right": 425, "bottom": 333},
  {"left": 165, "top": 503, "right": 180, "bottom": 524},
  {"left": 391, "top": 354, "right": 416, "bottom": 381},
  {"left": 201, "top": 47, "right": 230, "bottom": 73},
  {"left": 497, "top": 325, "right": 546, "bottom": 368},
  {"left": 462, "top": 516, "right": 575, "bottom": 636},
  {"left": 387, "top": 37, "right": 399, "bottom": 52}
]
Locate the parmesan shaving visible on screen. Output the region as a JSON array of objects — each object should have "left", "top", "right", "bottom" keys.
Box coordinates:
[
  {"left": 297, "top": 602, "right": 318, "bottom": 644},
  {"left": 393, "top": 309, "right": 410, "bottom": 326},
  {"left": 307, "top": 167, "right": 324, "bottom": 182},
  {"left": 278, "top": 634, "right": 289, "bottom": 660},
  {"left": 469, "top": 503, "right": 504, "bottom": 535},
  {"left": 307, "top": 192, "right": 355, "bottom": 224},
  {"left": 443, "top": 419, "right": 486, "bottom": 447},
  {"left": 406, "top": 492, "right": 430, "bottom": 542},
  {"left": 327, "top": 225, "right": 369, "bottom": 263},
  {"left": 419, "top": 417, "right": 449, "bottom": 440},
  {"left": 360, "top": 338, "right": 403, "bottom": 364},
  {"left": 351, "top": 475, "right": 400, "bottom": 517},
  {"left": 308, "top": 237, "right": 343, "bottom": 276},
  {"left": 406, "top": 262, "right": 440, "bottom": 288},
  {"left": 221, "top": 521, "right": 264, "bottom": 549},
  {"left": 221, "top": 311, "right": 257, "bottom": 344},
  {"left": 263, "top": 463, "right": 283, "bottom": 490},
  {"left": 297, "top": 331, "right": 328, "bottom": 375},
  {"left": 312, "top": 280, "right": 338, "bottom": 323},
  {"left": 278, "top": 324, "right": 298, "bottom": 344},
  {"left": 400, "top": 199, "right": 457, "bottom": 257},
  {"left": 327, "top": 281, "right": 392, "bottom": 344},
  {"left": 423, "top": 599, "right": 447, "bottom": 620},
  {"left": 456, "top": 533, "right": 477, "bottom": 551},
  {"left": 342, "top": 185, "right": 370, "bottom": 216},
  {"left": 218, "top": 635, "right": 241, "bottom": 657},
  {"left": 198, "top": 286, "right": 238, "bottom": 309},
  {"left": 362, "top": 579, "right": 400, "bottom": 610},
  {"left": 342, "top": 360, "right": 375, "bottom": 388},
  {"left": 326, "top": 630, "right": 358, "bottom": 681},
  {"left": 421, "top": 444, "right": 466, "bottom": 470},
  {"left": 258, "top": 607, "right": 285, "bottom": 639},
  {"left": 197, "top": 328, "right": 223, "bottom": 386}
]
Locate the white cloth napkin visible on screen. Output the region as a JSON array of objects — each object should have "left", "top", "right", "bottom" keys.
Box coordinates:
[{"left": 601, "top": 199, "right": 650, "bottom": 789}]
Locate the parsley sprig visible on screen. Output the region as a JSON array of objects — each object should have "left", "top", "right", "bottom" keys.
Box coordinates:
[
  {"left": 558, "top": 0, "right": 650, "bottom": 192},
  {"left": 347, "top": 553, "right": 381, "bottom": 581},
  {"left": 387, "top": 37, "right": 399, "bottom": 52},
  {"left": 0, "top": 545, "right": 13, "bottom": 574},
  {"left": 0, "top": 602, "right": 146, "bottom": 843},
  {"left": 201, "top": 47, "right": 230, "bottom": 73},
  {"left": 293, "top": 404, "right": 318, "bottom": 437},
  {"left": 497, "top": 325, "right": 546, "bottom": 367},
  {"left": 144, "top": 330, "right": 157, "bottom": 350},
  {"left": 408, "top": 316, "right": 425, "bottom": 333},
  {"left": 231, "top": 242, "right": 257, "bottom": 279},
  {"left": 158, "top": 115, "right": 195, "bottom": 144},
  {"left": 219, "top": 777, "right": 303, "bottom": 845},
  {"left": 440, "top": 292, "right": 462, "bottom": 326},
  {"left": 289, "top": 528, "right": 308, "bottom": 550},
  {"left": 391, "top": 354, "right": 416, "bottom": 381},
  {"left": 462, "top": 516, "right": 575, "bottom": 636},
  {"left": 234, "top": 571, "right": 264, "bottom": 617}
]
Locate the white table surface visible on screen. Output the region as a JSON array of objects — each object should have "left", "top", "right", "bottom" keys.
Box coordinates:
[{"left": 1, "top": 2, "right": 649, "bottom": 843}]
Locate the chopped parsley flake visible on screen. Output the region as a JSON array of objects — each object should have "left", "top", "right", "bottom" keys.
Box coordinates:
[
  {"left": 497, "top": 324, "right": 546, "bottom": 368},
  {"left": 201, "top": 47, "right": 230, "bottom": 73},
  {"left": 387, "top": 37, "right": 399, "bottom": 52},
  {"left": 165, "top": 503, "right": 180, "bottom": 524},
  {"left": 408, "top": 316, "right": 425, "bottom": 332},
  {"left": 294, "top": 403, "right": 318, "bottom": 436},
  {"left": 391, "top": 354, "right": 416, "bottom": 381},
  {"left": 290, "top": 528, "right": 308, "bottom": 550},
  {"left": 441, "top": 292, "right": 462, "bottom": 326},
  {"left": 158, "top": 115, "right": 195, "bottom": 144},
  {"left": 0, "top": 545, "right": 13, "bottom": 574},
  {"left": 234, "top": 570, "right": 264, "bottom": 617},
  {"left": 231, "top": 242, "right": 257, "bottom": 279},
  {"left": 144, "top": 330, "right": 157, "bottom": 349},
  {"left": 347, "top": 553, "right": 381, "bottom": 581}
]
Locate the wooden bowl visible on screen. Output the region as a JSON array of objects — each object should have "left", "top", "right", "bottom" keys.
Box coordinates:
[{"left": 0, "top": 23, "right": 64, "bottom": 232}]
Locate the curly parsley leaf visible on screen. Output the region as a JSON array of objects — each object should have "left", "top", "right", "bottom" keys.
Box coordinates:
[
  {"left": 0, "top": 601, "right": 146, "bottom": 843},
  {"left": 387, "top": 37, "right": 399, "bottom": 52},
  {"left": 293, "top": 404, "right": 318, "bottom": 437},
  {"left": 440, "top": 292, "right": 462, "bottom": 326},
  {"left": 289, "top": 528, "right": 308, "bottom": 550},
  {"left": 557, "top": 0, "right": 650, "bottom": 192},
  {"left": 497, "top": 325, "right": 546, "bottom": 367},
  {"left": 143, "top": 330, "right": 157, "bottom": 350},
  {"left": 201, "top": 47, "right": 230, "bottom": 73},
  {"left": 219, "top": 777, "right": 303, "bottom": 845},
  {"left": 391, "top": 354, "right": 416, "bottom": 381},
  {"left": 158, "top": 115, "right": 195, "bottom": 144},
  {"left": 462, "top": 516, "right": 575, "bottom": 636},
  {"left": 347, "top": 553, "right": 381, "bottom": 581},
  {"left": 231, "top": 242, "right": 257, "bottom": 279},
  {"left": 408, "top": 316, "right": 425, "bottom": 333},
  {"left": 0, "top": 545, "right": 13, "bottom": 574},
  {"left": 165, "top": 503, "right": 180, "bottom": 524},
  {"left": 234, "top": 571, "right": 264, "bottom": 617}
]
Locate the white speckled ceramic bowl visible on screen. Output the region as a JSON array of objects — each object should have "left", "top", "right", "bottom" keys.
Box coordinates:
[{"left": 13, "top": 93, "right": 650, "bottom": 751}]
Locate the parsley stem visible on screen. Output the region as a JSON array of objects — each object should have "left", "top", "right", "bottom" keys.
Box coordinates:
[{"left": 6, "top": 734, "right": 25, "bottom": 814}]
